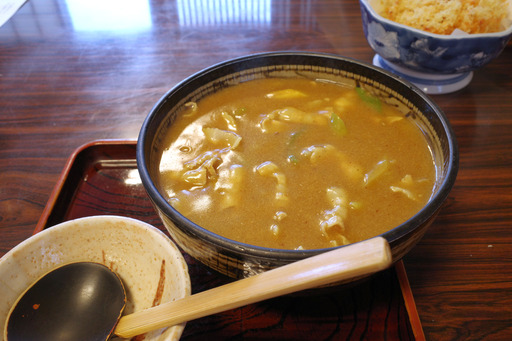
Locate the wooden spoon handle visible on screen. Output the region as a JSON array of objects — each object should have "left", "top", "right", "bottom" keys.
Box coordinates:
[{"left": 115, "top": 236, "right": 392, "bottom": 338}]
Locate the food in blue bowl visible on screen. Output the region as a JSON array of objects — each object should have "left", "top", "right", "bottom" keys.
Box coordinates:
[{"left": 359, "top": 0, "right": 512, "bottom": 94}]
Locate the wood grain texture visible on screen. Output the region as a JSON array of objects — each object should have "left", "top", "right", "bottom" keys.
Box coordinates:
[{"left": 1, "top": 0, "right": 511, "bottom": 339}]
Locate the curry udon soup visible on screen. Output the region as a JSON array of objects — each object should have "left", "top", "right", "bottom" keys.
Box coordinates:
[{"left": 157, "top": 77, "right": 436, "bottom": 250}]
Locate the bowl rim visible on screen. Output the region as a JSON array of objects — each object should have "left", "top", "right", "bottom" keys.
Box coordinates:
[
  {"left": 360, "top": 0, "right": 512, "bottom": 39},
  {"left": 137, "top": 51, "right": 459, "bottom": 260}
]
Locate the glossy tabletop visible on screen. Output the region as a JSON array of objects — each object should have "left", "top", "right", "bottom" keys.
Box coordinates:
[{"left": 1, "top": 1, "right": 511, "bottom": 340}]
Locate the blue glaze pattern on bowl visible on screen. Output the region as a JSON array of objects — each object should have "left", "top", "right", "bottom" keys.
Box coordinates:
[{"left": 359, "top": 0, "right": 512, "bottom": 74}]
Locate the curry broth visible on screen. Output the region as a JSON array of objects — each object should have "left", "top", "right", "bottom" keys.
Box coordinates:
[{"left": 157, "top": 78, "right": 435, "bottom": 249}]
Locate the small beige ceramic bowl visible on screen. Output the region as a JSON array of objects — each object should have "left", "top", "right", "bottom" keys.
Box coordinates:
[{"left": 0, "top": 215, "right": 191, "bottom": 341}]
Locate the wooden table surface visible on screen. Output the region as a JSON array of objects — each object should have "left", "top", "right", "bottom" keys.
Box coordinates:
[{"left": 1, "top": 1, "right": 511, "bottom": 340}]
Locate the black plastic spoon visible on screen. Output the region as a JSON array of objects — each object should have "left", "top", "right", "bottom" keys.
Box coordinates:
[
  {"left": 5, "top": 262, "right": 126, "bottom": 341},
  {"left": 5, "top": 237, "right": 391, "bottom": 340}
]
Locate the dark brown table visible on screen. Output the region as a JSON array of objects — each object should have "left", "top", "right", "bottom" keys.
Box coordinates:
[{"left": 1, "top": 1, "right": 511, "bottom": 340}]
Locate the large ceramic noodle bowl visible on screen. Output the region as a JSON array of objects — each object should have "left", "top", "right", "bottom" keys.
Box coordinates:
[{"left": 137, "top": 52, "right": 458, "bottom": 280}]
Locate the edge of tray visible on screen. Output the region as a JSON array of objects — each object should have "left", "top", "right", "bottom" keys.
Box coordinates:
[{"left": 34, "top": 139, "right": 137, "bottom": 234}]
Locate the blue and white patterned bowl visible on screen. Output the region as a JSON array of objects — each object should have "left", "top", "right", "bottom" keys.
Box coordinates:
[{"left": 359, "top": 0, "right": 512, "bottom": 94}]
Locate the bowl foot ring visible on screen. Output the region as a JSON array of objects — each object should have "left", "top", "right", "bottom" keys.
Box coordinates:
[{"left": 373, "top": 54, "right": 473, "bottom": 95}]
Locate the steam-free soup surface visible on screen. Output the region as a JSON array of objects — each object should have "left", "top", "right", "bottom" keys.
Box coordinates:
[{"left": 158, "top": 78, "right": 435, "bottom": 249}]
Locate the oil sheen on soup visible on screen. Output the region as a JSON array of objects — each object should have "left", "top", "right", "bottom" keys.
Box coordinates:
[{"left": 157, "top": 78, "right": 435, "bottom": 250}]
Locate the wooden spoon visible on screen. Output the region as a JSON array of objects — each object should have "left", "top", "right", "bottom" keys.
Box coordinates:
[{"left": 6, "top": 237, "right": 391, "bottom": 340}]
